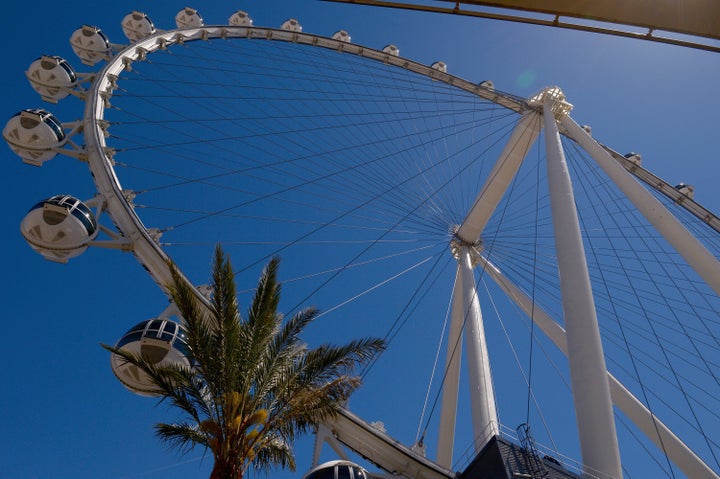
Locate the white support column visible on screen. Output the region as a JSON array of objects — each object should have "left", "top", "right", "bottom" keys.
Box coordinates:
[
  {"left": 544, "top": 97, "right": 623, "bottom": 479},
  {"left": 560, "top": 115, "right": 720, "bottom": 297},
  {"left": 436, "top": 264, "right": 465, "bottom": 468},
  {"left": 459, "top": 246, "right": 498, "bottom": 448},
  {"left": 478, "top": 254, "right": 720, "bottom": 479},
  {"left": 437, "top": 246, "right": 499, "bottom": 468},
  {"left": 456, "top": 111, "right": 542, "bottom": 244},
  {"left": 312, "top": 425, "right": 323, "bottom": 467},
  {"left": 312, "top": 424, "right": 349, "bottom": 467},
  {"left": 439, "top": 105, "right": 540, "bottom": 469}
]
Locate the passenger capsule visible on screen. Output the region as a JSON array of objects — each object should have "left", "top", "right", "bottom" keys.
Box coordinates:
[
  {"left": 382, "top": 44, "right": 399, "bottom": 56},
  {"left": 304, "top": 460, "right": 369, "bottom": 479},
  {"left": 26, "top": 56, "right": 77, "bottom": 103},
  {"left": 69, "top": 25, "right": 111, "bottom": 65},
  {"left": 20, "top": 195, "right": 97, "bottom": 263},
  {"left": 3, "top": 109, "right": 66, "bottom": 166},
  {"left": 229, "top": 11, "right": 253, "bottom": 27},
  {"left": 675, "top": 182, "right": 695, "bottom": 199},
  {"left": 281, "top": 18, "right": 302, "bottom": 32},
  {"left": 175, "top": 7, "right": 204, "bottom": 28},
  {"left": 624, "top": 152, "right": 642, "bottom": 166},
  {"left": 431, "top": 61, "right": 447, "bottom": 73},
  {"left": 332, "top": 30, "right": 351, "bottom": 43},
  {"left": 110, "top": 318, "right": 191, "bottom": 397},
  {"left": 478, "top": 80, "right": 494, "bottom": 90},
  {"left": 121, "top": 11, "right": 156, "bottom": 42}
]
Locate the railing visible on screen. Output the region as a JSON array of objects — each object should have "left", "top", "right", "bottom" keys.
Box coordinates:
[{"left": 516, "top": 423, "right": 549, "bottom": 478}]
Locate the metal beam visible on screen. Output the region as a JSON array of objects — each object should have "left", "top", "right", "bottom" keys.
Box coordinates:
[
  {"left": 323, "top": 408, "right": 457, "bottom": 479},
  {"left": 439, "top": 0, "right": 720, "bottom": 40},
  {"left": 322, "top": 0, "right": 720, "bottom": 54},
  {"left": 455, "top": 111, "right": 541, "bottom": 244}
]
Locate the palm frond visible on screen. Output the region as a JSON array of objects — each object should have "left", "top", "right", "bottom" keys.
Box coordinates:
[
  {"left": 250, "top": 434, "right": 296, "bottom": 474},
  {"left": 252, "top": 307, "right": 318, "bottom": 405},
  {"left": 206, "top": 246, "right": 246, "bottom": 398},
  {"left": 210, "top": 245, "right": 241, "bottom": 332},
  {"left": 166, "top": 261, "right": 223, "bottom": 396},
  {"left": 239, "top": 257, "right": 285, "bottom": 399},
  {"left": 155, "top": 422, "right": 209, "bottom": 454},
  {"left": 286, "top": 376, "right": 361, "bottom": 424},
  {"left": 246, "top": 258, "right": 282, "bottom": 351},
  {"left": 102, "top": 343, "right": 208, "bottom": 421},
  {"left": 248, "top": 257, "right": 282, "bottom": 328},
  {"left": 299, "top": 337, "right": 386, "bottom": 385}
]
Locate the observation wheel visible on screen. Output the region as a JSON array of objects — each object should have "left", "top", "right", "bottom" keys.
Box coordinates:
[{"left": 7, "top": 8, "right": 720, "bottom": 479}]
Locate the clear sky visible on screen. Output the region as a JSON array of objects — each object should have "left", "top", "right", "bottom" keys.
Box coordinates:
[{"left": 2, "top": 1, "right": 720, "bottom": 479}]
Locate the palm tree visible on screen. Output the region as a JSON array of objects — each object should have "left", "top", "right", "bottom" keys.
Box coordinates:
[{"left": 104, "top": 246, "right": 385, "bottom": 479}]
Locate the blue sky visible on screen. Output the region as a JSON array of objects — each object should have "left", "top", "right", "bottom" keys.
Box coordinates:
[{"left": 2, "top": 1, "right": 720, "bottom": 479}]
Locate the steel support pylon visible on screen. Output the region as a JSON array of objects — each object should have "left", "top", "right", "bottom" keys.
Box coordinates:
[{"left": 543, "top": 90, "right": 622, "bottom": 479}]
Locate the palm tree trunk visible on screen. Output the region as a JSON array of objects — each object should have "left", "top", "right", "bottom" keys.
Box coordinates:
[{"left": 210, "top": 460, "right": 241, "bottom": 479}]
